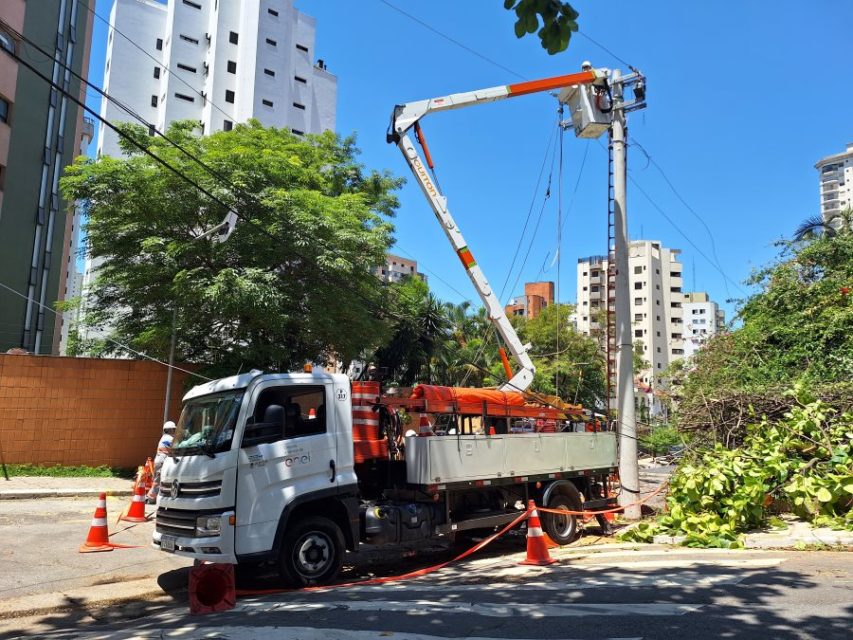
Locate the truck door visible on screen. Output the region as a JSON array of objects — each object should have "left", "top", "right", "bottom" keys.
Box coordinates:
[{"left": 234, "top": 381, "right": 337, "bottom": 556}]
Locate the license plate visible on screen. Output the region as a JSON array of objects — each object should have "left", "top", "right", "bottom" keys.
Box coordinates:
[{"left": 161, "top": 536, "right": 176, "bottom": 552}]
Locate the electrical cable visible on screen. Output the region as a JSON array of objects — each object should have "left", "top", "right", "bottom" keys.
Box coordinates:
[
  {"left": 629, "top": 137, "right": 732, "bottom": 298},
  {"left": 377, "top": 0, "right": 525, "bottom": 80},
  {"left": 75, "top": 0, "right": 237, "bottom": 126},
  {"left": 0, "top": 280, "right": 210, "bottom": 381}
]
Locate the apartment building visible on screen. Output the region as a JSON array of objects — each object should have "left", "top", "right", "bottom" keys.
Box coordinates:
[
  {"left": 815, "top": 143, "right": 853, "bottom": 225},
  {"left": 0, "top": 0, "right": 94, "bottom": 354},
  {"left": 682, "top": 291, "right": 725, "bottom": 358},
  {"left": 97, "top": 0, "right": 337, "bottom": 158},
  {"left": 376, "top": 254, "right": 426, "bottom": 284},
  {"left": 504, "top": 281, "right": 554, "bottom": 320},
  {"left": 576, "top": 241, "right": 684, "bottom": 383}
]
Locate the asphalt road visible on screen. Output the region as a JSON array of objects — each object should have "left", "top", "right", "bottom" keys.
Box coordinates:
[{"left": 4, "top": 542, "right": 850, "bottom": 640}]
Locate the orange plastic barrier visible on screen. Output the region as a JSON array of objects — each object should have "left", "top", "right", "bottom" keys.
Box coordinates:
[{"left": 411, "top": 385, "right": 526, "bottom": 406}]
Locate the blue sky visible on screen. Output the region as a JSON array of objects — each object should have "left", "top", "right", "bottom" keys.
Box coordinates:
[{"left": 84, "top": 1, "right": 853, "bottom": 322}]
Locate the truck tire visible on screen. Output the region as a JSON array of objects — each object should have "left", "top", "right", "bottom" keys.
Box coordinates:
[
  {"left": 278, "top": 516, "right": 345, "bottom": 587},
  {"left": 542, "top": 493, "right": 582, "bottom": 545}
]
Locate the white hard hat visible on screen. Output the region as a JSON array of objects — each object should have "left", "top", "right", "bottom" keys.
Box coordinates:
[
  {"left": 163, "top": 420, "right": 177, "bottom": 432},
  {"left": 581, "top": 60, "right": 592, "bottom": 70}
]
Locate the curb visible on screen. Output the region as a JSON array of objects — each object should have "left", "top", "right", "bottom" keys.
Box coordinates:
[
  {"left": 0, "top": 579, "right": 184, "bottom": 621},
  {"left": 0, "top": 489, "right": 134, "bottom": 500}
]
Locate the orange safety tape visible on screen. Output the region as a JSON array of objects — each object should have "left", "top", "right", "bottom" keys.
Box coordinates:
[
  {"left": 235, "top": 507, "right": 533, "bottom": 597},
  {"left": 536, "top": 480, "right": 669, "bottom": 517}
]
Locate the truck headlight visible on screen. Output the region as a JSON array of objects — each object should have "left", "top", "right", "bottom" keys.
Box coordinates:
[{"left": 196, "top": 515, "right": 221, "bottom": 536}]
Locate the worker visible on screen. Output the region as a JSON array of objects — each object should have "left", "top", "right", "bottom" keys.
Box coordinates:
[{"left": 146, "top": 420, "right": 176, "bottom": 503}]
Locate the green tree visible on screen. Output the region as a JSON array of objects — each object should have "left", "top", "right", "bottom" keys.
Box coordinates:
[
  {"left": 372, "top": 277, "right": 450, "bottom": 386},
  {"left": 61, "top": 121, "right": 402, "bottom": 376},
  {"left": 793, "top": 208, "right": 853, "bottom": 241},
  {"left": 504, "top": 0, "right": 580, "bottom": 55},
  {"left": 517, "top": 303, "right": 606, "bottom": 408}
]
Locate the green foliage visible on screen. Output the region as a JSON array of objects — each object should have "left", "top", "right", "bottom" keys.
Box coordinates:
[
  {"left": 519, "top": 304, "right": 606, "bottom": 408},
  {"left": 504, "top": 0, "right": 579, "bottom": 54},
  {"left": 671, "top": 228, "right": 853, "bottom": 437},
  {"left": 621, "top": 394, "right": 853, "bottom": 547},
  {"left": 640, "top": 425, "right": 681, "bottom": 457},
  {"left": 61, "top": 121, "right": 402, "bottom": 375},
  {"left": 5, "top": 464, "right": 131, "bottom": 478}
]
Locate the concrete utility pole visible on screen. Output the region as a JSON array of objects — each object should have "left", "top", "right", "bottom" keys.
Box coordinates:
[{"left": 611, "top": 70, "right": 640, "bottom": 519}]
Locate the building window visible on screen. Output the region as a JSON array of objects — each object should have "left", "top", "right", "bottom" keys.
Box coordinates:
[
  {"left": 156, "top": 38, "right": 163, "bottom": 50},
  {"left": 229, "top": 31, "right": 239, "bottom": 44},
  {"left": 670, "top": 287, "right": 681, "bottom": 293},
  {"left": 656, "top": 347, "right": 661, "bottom": 353},
  {"left": 179, "top": 34, "right": 199, "bottom": 45},
  {"left": 150, "top": 95, "right": 158, "bottom": 107},
  {"left": 0, "top": 97, "right": 10, "bottom": 123},
  {"left": 294, "top": 75, "right": 307, "bottom": 84},
  {"left": 227, "top": 60, "right": 236, "bottom": 73},
  {"left": 296, "top": 43, "right": 309, "bottom": 52},
  {"left": 223, "top": 120, "right": 233, "bottom": 131},
  {"left": 225, "top": 90, "right": 235, "bottom": 103},
  {"left": 634, "top": 282, "right": 642, "bottom": 290},
  {"left": 262, "top": 99, "right": 273, "bottom": 107},
  {"left": 182, "top": 0, "right": 202, "bottom": 8},
  {"left": 656, "top": 331, "right": 661, "bottom": 337},
  {"left": 634, "top": 329, "right": 642, "bottom": 338},
  {"left": 634, "top": 297, "right": 642, "bottom": 306},
  {"left": 153, "top": 67, "right": 161, "bottom": 79},
  {"left": 291, "top": 128, "right": 304, "bottom": 135},
  {"left": 263, "top": 68, "right": 275, "bottom": 77},
  {"left": 671, "top": 272, "right": 681, "bottom": 278},
  {"left": 634, "top": 313, "right": 642, "bottom": 321},
  {"left": 177, "top": 63, "right": 197, "bottom": 73},
  {"left": 266, "top": 38, "right": 277, "bottom": 46},
  {"left": 175, "top": 93, "right": 195, "bottom": 102},
  {"left": 268, "top": 8, "right": 279, "bottom": 17},
  {"left": 293, "top": 102, "right": 306, "bottom": 110},
  {"left": 633, "top": 266, "right": 642, "bottom": 274}
]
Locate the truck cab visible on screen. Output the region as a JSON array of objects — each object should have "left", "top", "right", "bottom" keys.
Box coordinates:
[{"left": 154, "top": 371, "right": 359, "bottom": 583}]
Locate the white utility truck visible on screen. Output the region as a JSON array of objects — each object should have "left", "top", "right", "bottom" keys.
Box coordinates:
[
  {"left": 154, "top": 372, "right": 617, "bottom": 586},
  {"left": 154, "top": 66, "right": 622, "bottom": 586}
]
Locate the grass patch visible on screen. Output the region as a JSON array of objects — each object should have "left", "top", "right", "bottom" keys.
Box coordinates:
[{"left": 3, "top": 464, "right": 134, "bottom": 478}]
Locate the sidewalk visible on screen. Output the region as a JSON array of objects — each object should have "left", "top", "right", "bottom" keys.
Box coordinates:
[{"left": 0, "top": 476, "right": 133, "bottom": 500}]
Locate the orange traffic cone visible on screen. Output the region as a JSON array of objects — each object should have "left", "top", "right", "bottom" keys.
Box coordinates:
[
  {"left": 520, "top": 500, "right": 557, "bottom": 566},
  {"left": 120, "top": 484, "right": 148, "bottom": 523},
  {"left": 417, "top": 413, "right": 433, "bottom": 436},
  {"left": 308, "top": 408, "right": 316, "bottom": 419},
  {"left": 80, "top": 492, "right": 114, "bottom": 553}
]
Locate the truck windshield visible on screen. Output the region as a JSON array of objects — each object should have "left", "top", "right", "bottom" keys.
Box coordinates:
[{"left": 173, "top": 390, "right": 244, "bottom": 456}]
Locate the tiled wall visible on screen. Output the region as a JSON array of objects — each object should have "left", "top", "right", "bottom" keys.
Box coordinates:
[{"left": 0, "top": 354, "right": 192, "bottom": 468}]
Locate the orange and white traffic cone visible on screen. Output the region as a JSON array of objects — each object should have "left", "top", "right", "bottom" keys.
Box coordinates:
[
  {"left": 79, "top": 492, "right": 114, "bottom": 553},
  {"left": 520, "top": 500, "right": 557, "bottom": 566},
  {"left": 120, "top": 484, "right": 148, "bottom": 523},
  {"left": 308, "top": 408, "right": 316, "bottom": 419},
  {"left": 417, "top": 414, "right": 433, "bottom": 437}
]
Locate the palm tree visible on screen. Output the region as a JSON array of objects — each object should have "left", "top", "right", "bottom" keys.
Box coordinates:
[{"left": 793, "top": 208, "right": 853, "bottom": 241}]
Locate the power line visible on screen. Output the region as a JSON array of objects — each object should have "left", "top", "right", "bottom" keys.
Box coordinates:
[
  {"left": 377, "top": 0, "right": 525, "bottom": 80},
  {"left": 75, "top": 0, "right": 236, "bottom": 128},
  {"left": 0, "top": 280, "right": 210, "bottom": 380},
  {"left": 575, "top": 31, "right": 636, "bottom": 71},
  {"left": 629, "top": 137, "right": 731, "bottom": 298}
]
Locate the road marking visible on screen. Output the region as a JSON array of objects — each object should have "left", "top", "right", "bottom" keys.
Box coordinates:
[
  {"left": 58, "top": 627, "right": 643, "bottom": 640},
  {"left": 236, "top": 599, "right": 702, "bottom": 618}
]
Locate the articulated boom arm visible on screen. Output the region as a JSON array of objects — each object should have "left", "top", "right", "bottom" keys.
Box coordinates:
[{"left": 389, "top": 69, "right": 608, "bottom": 392}]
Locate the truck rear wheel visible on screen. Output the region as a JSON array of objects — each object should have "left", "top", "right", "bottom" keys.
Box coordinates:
[
  {"left": 542, "top": 493, "right": 581, "bottom": 545},
  {"left": 278, "top": 516, "right": 344, "bottom": 587}
]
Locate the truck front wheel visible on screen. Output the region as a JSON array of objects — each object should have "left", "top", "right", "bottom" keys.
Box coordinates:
[
  {"left": 278, "top": 516, "right": 345, "bottom": 587},
  {"left": 542, "top": 493, "right": 581, "bottom": 545}
]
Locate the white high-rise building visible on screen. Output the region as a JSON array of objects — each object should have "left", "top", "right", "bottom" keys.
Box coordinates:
[
  {"left": 682, "top": 292, "right": 725, "bottom": 358},
  {"left": 97, "top": 0, "right": 336, "bottom": 158},
  {"left": 576, "top": 240, "right": 685, "bottom": 384},
  {"left": 815, "top": 143, "right": 853, "bottom": 225}
]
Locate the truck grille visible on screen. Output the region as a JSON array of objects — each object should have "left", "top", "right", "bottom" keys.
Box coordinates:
[
  {"left": 161, "top": 479, "right": 221, "bottom": 499},
  {"left": 156, "top": 507, "right": 200, "bottom": 538}
]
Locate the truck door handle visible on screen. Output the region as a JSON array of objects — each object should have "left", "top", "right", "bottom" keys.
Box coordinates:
[{"left": 329, "top": 460, "right": 336, "bottom": 483}]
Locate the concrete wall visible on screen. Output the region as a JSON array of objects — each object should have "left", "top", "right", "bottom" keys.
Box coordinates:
[{"left": 0, "top": 354, "right": 192, "bottom": 468}]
